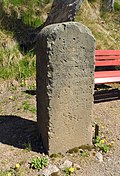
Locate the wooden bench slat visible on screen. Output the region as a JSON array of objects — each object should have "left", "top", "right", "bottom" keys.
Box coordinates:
[
  {"left": 96, "top": 50, "right": 120, "bottom": 56},
  {"left": 95, "top": 50, "right": 120, "bottom": 84},
  {"left": 96, "top": 56, "right": 120, "bottom": 60},
  {"left": 95, "top": 77, "right": 120, "bottom": 84},
  {"left": 95, "top": 60, "right": 120, "bottom": 66},
  {"left": 95, "top": 70, "right": 120, "bottom": 78}
]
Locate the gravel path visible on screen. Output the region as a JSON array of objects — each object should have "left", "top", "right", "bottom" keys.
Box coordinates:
[{"left": 0, "top": 80, "right": 120, "bottom": 175}]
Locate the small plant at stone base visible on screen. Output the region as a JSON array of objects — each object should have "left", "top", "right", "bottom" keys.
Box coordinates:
[
  {"left": 64, "top": 167, "right": 75, "bottom": 176},
  {"left": 80, "top": 150, "right": 89, "bottom": 157},
  {"left": 93, "top": 136, "right": 110, "bottom": 153},
  {"left": 30, "top": 157, "right": 48, "bottom": 171}
]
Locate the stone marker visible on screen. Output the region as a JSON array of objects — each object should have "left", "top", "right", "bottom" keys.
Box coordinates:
[{"left": 36, "top": 22, "right": 95, "bottom": 155}]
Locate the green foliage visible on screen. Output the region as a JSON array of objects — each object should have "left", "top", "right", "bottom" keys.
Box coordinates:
[
  {"left": 21, "top": 100, "right": 36, "bottom": 113},
  {"left": 2, "top": 0, "right": 51, "bottom": 27},
  {"left": 3, "top": 0, "right": 51, "bottom": 7},
  {"left": 0, "top": 167, "right": 14, "bottom": 176},
  {"left": 30, "top": 157, "right": 48, "bottom": 170},
  {"left": 0, "top": 170, "right": 8, "bottom": 176},
  {"left": 21, "top": 10, "right": 44, "bottom": 27},
  {"left": 0, "top": 50, "right": 36, "bottom": 80},
  {"left": 64, "top": 167, "right": 75, "bottom": 176},
  {"left": 93, "top": 136, "right": 110, "bottom": 153},
  {"left": 28, "top": 83, "right": 36, "bottom": 90},
  {"left": 114, "top": 1, "right": 120, "bottom": 11},
  {"left": 80, "top": 151, "right": 89, "bottom": 157},
  {"left": 88, "top": 0, "right": 97, "bottom": 2},
  {"left": 22, "top": 101, "right": 30, "bottom": 111},
  {"left": 93, "top": 135, "right": 101, "bottom": 144},
  {"left": 64, "top": 167, "right": 70, "bottom": 176},
  {"left": 17, "top": 57, "right": 36, "bottom": 80},
  {"left": 0, "top": 164, "right": 24, "bottom": 176},
  {"left": 30, "top": 107, "right": 37, "bottom": 113}
]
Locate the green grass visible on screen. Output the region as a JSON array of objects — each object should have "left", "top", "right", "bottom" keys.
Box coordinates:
[
  {"left": 80, "top": 151, "right": 89, "bottom": 157},
  {"left": 0, "top": 49, "right": 36, "bottom": 80},
  {"left": 114, "top": 1, "right": 120, "bottom": 11},
  {"left": 18, "top": 56, "right": 36, "bottom": 80},
  {"left": 0, "top": 168, "right": 14, "bottom": 176},
  {"left": 22, "top": 101, "right": 30, "bottom": 111},
  {"left": 0, "top": 170, "right": 8, "bottom": 176},
  {"left": 19, "top": 100, "right": 36, "bottom": 113},
  {"left": 0, "top": 165, "right": 25, "bottom": 176},
  {"left": 76, "top": 0, "right": 120, "bottom": 49},
  {"left": 28, "top": 83, "right": 36, "bottom": 90},
  {"left": 64, "top": 167, "right": 75, "bottom": 176},
  {"left": 0, "top": 0, "right": 52, "bottom": 81},
  {"left": 2, "top": 0, "right": 51, "bottom": 27},
  {"left": 0, "top": 29, "right": 36, "bottom": 81}
]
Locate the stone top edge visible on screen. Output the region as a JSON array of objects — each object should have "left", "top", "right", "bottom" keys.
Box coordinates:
[{"left": 38, "top": 22, "right": 95, "bottom": 40}]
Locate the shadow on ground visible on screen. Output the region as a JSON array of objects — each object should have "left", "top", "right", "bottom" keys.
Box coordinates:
[
  {"left": 23, "top": 87, "right": 120, "bottom": 104},
  {"left": 94, "top": 88, "right": 120, "bottom": 103},
  {"left": 24, "top": 90, "right": 36, "bottom": 96},
  {"left": 0, "top": 115, "right": 44, "bottom": 153}
]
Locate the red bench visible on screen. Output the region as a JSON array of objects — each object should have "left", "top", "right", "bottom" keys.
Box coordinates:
[{"left": 95, "top": 50, "right": 120, "bottom": 84}]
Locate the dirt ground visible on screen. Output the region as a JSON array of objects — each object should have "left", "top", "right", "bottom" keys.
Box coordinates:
[{"left": 0, "top": 79, "right": 120, "bottom": 176}]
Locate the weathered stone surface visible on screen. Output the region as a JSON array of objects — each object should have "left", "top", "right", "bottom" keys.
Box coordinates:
[
  {"left": 59, "top": 160, "right": 73, "bottom": 170},
  {"left": 96, "top": 152, "right": 103, "bottom": 162},
  {"left": 36, "top": 22, "right": 95, "bottom": 155},
  {"left": 42, "top": 164, "right": 59, "bottom": 176}
]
